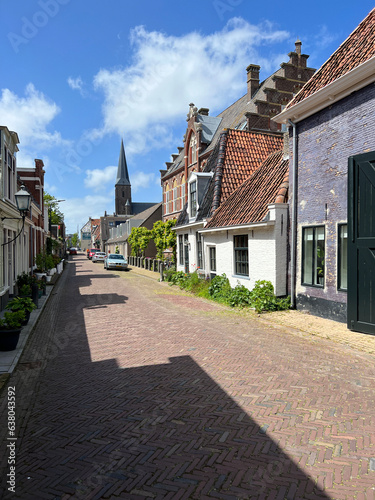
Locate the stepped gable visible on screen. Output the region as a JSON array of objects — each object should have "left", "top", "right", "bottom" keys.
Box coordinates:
[
  {"left": 288, "top": 8, "right": 375, "bottom": 108},
  {"left": 205, "top": 150, "right": 288, "bottom": 228}
]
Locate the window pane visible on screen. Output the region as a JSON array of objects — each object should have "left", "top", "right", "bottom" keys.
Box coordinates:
[
  {"left": 190, "top": 182, "right": 197, "bottom": 217},
  {"left": 179, "top": 235, "right": 183, "bottom": 265},
  {"left": 302, "top": 228, "right": 314, "bottom": 284},
  {"left": 196, "top": 232, "right": 203, "bottom": 269},
  {"left": 210, "top": 247, "right": 216, "bottom": 272},
  {"left": 234, "top": 235, "right": 248, "bottom": 276},
  {"left": 339, "top": 224, "right": 347, "bottom": 290},
  {"left": 315, "top": 227, "right": 325, "bottom": 286}
]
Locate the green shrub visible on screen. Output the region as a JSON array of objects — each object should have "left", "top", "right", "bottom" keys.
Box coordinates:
[
  {"left": 249, "top": 280, "right": 290, "bottom": 313},
  {"left": 228, "top": 283, "right": 252, "bottom": 308},
  {"left": 208, "top": 274, "right": 232, "bottom": 303},
  {"left": 164, "top": 271, "right": 290, "bottom": 314}
]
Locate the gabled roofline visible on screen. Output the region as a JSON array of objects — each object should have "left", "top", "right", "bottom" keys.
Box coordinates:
[{"left": 274, "top": 56, "right": 375, "bottom": 124}]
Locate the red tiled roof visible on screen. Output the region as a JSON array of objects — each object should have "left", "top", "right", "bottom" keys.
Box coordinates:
[
  {"left": 205, "top": 151, "right": 288, "bottom": 228},
  {"left": 219, "top": 129, "right": 283, "bottom": 206},
  {"left": 288, "top": 8, "right": 375, "bottom": 107}
]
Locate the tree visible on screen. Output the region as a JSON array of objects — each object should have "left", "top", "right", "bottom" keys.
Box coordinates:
[
  {"left": 128, "top": 227, "right": 151, "bottom": 257},
  {"left": 151, "top": 220, "right": 176, "bottom": 261},
  {"left": 45, "top": 193, "right": 64, "bottom": 225},
  {"left": 71, "top": 233, "right": 79, "bottom": 247}
]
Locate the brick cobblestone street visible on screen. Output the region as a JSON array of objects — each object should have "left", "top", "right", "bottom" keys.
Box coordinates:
[{"left": 1, "top": 254, "right": 375, "bottom": 499}]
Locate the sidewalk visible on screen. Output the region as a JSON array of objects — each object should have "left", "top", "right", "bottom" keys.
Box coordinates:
[
  {"left": 129, "top": 264, "right": 375, "bottom": 359},
  {"left": 0, "top": 274, "right": 60, "bottom": 382}
]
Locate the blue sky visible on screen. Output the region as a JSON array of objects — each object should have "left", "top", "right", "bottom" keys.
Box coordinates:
[{"left": 1, "top": 1, "right": 373, "bottom": 233}]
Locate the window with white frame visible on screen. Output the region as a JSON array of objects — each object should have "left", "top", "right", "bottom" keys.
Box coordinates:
[
  {"left": 234, "top": 235, "right": 249, "bottom": 276},
  {"left": 209, "top": 246, "right": 216, "bottom": 273},
  {"left": 302, "top": 226, "right": 325, "bottom": 287},
  {"left": 196, "top": 232, "right": 203, "bottom": 269},
  {"left": 190, "top": 181, "right": 197, "bottom": 218},
  {"left": 179, "top": 235, "right": 183, "bottom": 265}
]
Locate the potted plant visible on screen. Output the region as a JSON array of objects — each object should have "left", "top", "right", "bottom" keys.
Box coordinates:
[
  {"left": 6, "top": 297, "right": 36, "bottom": 325},
  {"left": 35, "top": 251, "right": 47, "bottom": 279},
  {"left": 0, "top": 311, "right": 25, "bottom": 351},
  {"left": 19, "top": 284, "right": 32, "bottom": 297},
  {"left": 45, "top": 254, "right": 55, "bottom": 281}
]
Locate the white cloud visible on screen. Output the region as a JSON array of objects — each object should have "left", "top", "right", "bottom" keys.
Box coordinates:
[
  {"left": 314, "top": 25, "right": 338, "bottom": 49},
  {"left": 84, "top": 165, "right": 117, "bottom": 192},
  {"left": 0, "top": 83, "right": 68, "bottom": 148},
  {"left": 67, "top": 76, "right": 84, "bottom": 91},
  {"left": 93, "top": 18, "right": 289, "bottom": 154},
  {"left": 84, "top": 165, "right": 155, "bottom": 194},
  {"left": 63, "top": 195, "right": 113, "bottom": 234},
  {"left": 131, "top": 171, "right": 156, "bottom": 193}
]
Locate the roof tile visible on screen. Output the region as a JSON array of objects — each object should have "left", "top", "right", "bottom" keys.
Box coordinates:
[
  {"left": 205, "top": 150, "right": 288, "bottom": 228},
  {"left": 288, "top": 8, "right": 375, "bottom": 107}
]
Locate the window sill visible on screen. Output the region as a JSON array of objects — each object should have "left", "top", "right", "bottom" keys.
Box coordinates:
[
  {"left": 232, "top": 274, "right": 250, "bottom": 280},
  {"left": 301, "top": 282, "right": 324, "bottom": 289}
]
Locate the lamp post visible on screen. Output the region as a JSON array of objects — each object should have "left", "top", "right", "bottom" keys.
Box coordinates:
[{"left": 1, "top": 185, "right": 31, "bottom": 246}]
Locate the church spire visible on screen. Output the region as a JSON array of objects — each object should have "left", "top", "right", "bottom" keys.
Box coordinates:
[{"left": 115, "top": 139, "right": 131, "bottom": 186}]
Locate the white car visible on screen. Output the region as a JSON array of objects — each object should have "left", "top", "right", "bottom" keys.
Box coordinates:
[
  {"left": 104, "top": 254, "right": 128, "bottom": 270},
  {"left": 92, "top": 252, "right": 106, "bottom": 263}
]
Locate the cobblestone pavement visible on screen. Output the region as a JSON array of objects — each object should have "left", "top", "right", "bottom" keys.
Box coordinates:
[{"left": 1, "top": 255, "right": 374, "bottom": 499}]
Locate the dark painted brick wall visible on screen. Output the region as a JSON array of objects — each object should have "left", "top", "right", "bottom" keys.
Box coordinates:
[{"left": 292, "top": 82, "right": 375, "bottom": 319}]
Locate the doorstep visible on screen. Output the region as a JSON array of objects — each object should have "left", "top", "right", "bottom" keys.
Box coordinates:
[{"left": 0, "top": 284, "right": 54, "bottom": 375}]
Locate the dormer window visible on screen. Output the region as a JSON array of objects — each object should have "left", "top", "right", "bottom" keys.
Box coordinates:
[
  {"left": 188, "top": 172, "right": 213, "bottom": 221},
  {"left": 190, "top": 181, "right": 197, "bottom": 217}
]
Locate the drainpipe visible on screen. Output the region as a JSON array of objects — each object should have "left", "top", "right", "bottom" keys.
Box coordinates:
[{"left": 288, "top": 119, "right": 297, "bottom": 309}]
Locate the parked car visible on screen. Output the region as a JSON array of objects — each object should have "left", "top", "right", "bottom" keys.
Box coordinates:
[
  {"left": 88, "top": 248, "right": 100, "bottom": 259},
  {"left": 104, "top": 254, "right": 128, "bottom": 271},
  {"left": 69, "top": 247, "right": 77, "bottom": 255},
  {"left": 92, "top": 252, "right": 106, "bottom": 263}
]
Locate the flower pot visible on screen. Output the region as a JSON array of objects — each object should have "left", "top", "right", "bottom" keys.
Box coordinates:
[
  {"left": 0, "top": 329, "right": 21, "bottom": 351},
  {"left": 38, "top": 289, "right": 43, "bottom": 299},
  {"left": 21, "top": 311, "right": 31, "bottom": 326},
  {"left": 48, "top": 268, "right": 56, "bottom": 276},
  {"left": 46, "top": 275, "right": 52, "bottom": 282},
  {"left": 31, "top": 284, "right": 39, "bottom": 307},
  {"left": 35, "top": 272, "right": 46, "bottom": 280}
]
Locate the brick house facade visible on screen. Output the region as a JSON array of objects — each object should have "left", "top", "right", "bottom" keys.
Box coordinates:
[{"left": 275, "top": 8, "right": 375, "bottom": 331}]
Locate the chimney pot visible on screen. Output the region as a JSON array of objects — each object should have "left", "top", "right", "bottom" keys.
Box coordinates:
[
  {"left": 246, "top": 64, "right": 260, "bottom": 99},
  {"left": 295, "top": 39, "right": 302, "bottom": 55}
]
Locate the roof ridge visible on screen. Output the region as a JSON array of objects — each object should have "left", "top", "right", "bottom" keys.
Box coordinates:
[{"left": 288, "top": 8, "right": 375, "bottom": 108}]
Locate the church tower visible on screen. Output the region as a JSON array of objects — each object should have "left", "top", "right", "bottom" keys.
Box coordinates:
[{"left": 115, "top": 139, "right": 132, "bottom": 215}]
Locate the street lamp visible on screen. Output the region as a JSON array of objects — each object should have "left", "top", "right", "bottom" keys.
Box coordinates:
[{"left": 1, "top": 185, "right": 31, "bottom": 246}]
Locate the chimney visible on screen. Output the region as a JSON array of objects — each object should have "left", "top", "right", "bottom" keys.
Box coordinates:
[
  {"left": 295, "top": 39, "right": 302, "bottom": 55},
  {"left": 246, "top": 64, "right": 260, "bottom": 100}
]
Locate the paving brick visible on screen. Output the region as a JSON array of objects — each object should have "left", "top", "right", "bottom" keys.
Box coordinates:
[{"left": 0, "top": 255, "right": 374, "bottom": 499}]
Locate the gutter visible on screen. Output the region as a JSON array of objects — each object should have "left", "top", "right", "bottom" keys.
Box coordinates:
[
  {"left": 200, "top": 220, "right": 274, "bottom": 233},
  {"left": 288, "top": 119, "right": 297, "bottom": 309}
]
